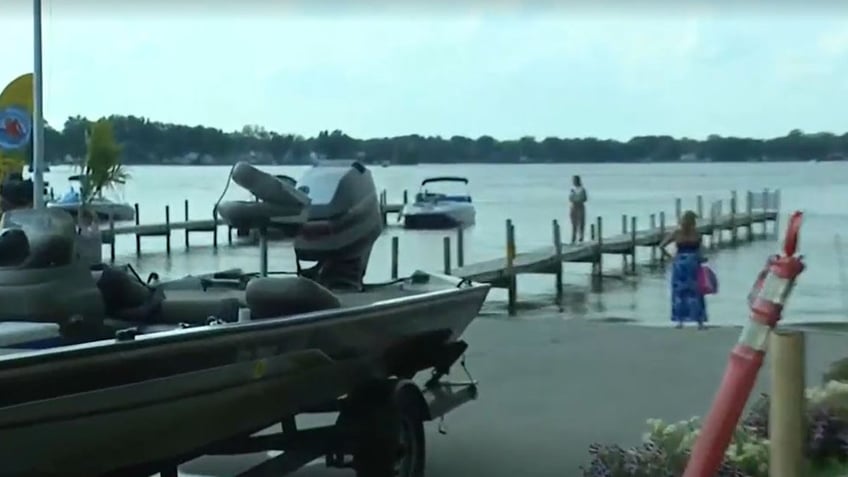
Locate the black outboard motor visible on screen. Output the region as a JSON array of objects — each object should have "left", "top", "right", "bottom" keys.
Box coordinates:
[{"left": 294, "top": 160, "right": 383, "bottom": 291}]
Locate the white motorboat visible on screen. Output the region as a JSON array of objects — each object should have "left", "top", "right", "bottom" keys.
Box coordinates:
[
  {"left": 47, "top": 187, "right": 135, "bottom": 222},
  {"left": 402, "top": 176, "right": 476, "bottom": 229}
]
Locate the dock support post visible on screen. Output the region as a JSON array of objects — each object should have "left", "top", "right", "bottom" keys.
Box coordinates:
[
  {"left": 184, "top": 199, "right": 190, "bottom": 249},
  {"left": 134, "top": 203, "right": 141, "bottom": 256},
  {"left": 456, "top": 226, "right": 465, "bottom": 268},
  {"left": 380, "top": 190, "right": 388, "bottom": 227},
  {"left": 762, "top": 188, "right": 769, "bottom": 238},
  {"left": 108, "top": 214, "right": 115, "bottom": 263},
  {"left": 506, "top": 219, "right": 517, "bottom": 316},
  {"left": 390, "top": 236, "right": 399, "bottom": 279},
  {"left": 696, "top": 195, "right": 703, "bottom": 218},
  {"left": 165, "top": 206, "right": 171, "bottom": 255},
  {"left": 442, "top": 236, "right": 452, "bottom": 275},
  {"left": 590, "top": 223, "right": 596, "bottom": 241},
  {"left": 709, "top": 202, "right": 717, "bottom": 249},
  {"left": 675, "top": 197, "right": 682, "bottom": 222},
  {"left": 730, "top": 191, "right": 738, "bottom": 246},
  {"left": 552, "top": 219, "right": 563, "bottom": 311},
  {"left": 630, "top": 216, "right": 637, "bottom": 275},
  {"left": 769, "top": 330, "right": 806, "bottom": 477},
  {"left": 658, "top": 212, "right": 666, "bottom": 265},
  {"left": 746, "top": 190, "right": 754, "bottom": 241},
  {"left": 621, "top": 214, "right": 628, "bottom": 272},
  {"left": 593, "top": 216, "right": 603, "bottom": 288},
  {"left": 649, "top": 213, "right": 657, "bottom": 264},
  {"left": 403, "top": 189, "right": 408, "bottom": 204},
  {"left": 774, "top": 189, "right": 782, "bottom": 236}
]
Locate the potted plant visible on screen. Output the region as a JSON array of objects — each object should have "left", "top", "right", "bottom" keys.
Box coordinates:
[{"left": 76, "top": 119, "right": 128, "bottom": 266}]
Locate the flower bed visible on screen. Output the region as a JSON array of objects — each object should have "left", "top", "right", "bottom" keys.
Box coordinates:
[{"left": 582, "top": 380, "right": 848, "bottom": 477}]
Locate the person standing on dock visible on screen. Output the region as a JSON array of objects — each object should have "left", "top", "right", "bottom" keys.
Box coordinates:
[
  {"left": 659, "top": 210, "right": 707, "bottom": 329},
  {"left": 569, "top": 175, "right": 587, "bottom": 243}
]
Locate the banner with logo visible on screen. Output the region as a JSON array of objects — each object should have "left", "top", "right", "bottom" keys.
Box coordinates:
[{"left": 0, "top": 73, "right": 33, "bottom": 184}]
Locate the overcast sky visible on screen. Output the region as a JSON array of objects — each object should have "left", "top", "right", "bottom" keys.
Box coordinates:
[{"left": 0, "top": 1, "right": 846, "bottom": 140}]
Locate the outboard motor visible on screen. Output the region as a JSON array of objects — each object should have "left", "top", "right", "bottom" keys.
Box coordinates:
[{"left": 294, "top": 160, "right": 383, "bottom": 290}]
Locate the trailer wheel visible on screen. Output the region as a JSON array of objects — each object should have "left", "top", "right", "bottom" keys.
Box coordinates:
[{"left": 351, "top": 396, "right": 425, "bottom": 477}]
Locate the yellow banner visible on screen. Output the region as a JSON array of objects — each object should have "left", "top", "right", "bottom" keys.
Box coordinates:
[{"left": 0, "top": 73, "right": 32, "bottom": 183}]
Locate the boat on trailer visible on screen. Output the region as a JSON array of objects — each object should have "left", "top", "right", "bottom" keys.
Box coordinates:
[
  {"left": 402, "top": 176, "right": 476, "bottom": 229},
  {"left": 0, "top": 160, "right": 489, "bottom": 477}
]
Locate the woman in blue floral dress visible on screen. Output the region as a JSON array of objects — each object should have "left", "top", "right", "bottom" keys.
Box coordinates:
[{"left": 659, "top": 210, "right": 707, "bottom": 329}]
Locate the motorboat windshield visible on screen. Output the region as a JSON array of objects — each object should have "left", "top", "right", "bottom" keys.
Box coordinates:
[{"left": 416, "top": 177, "right": 472, "bottom": 203}]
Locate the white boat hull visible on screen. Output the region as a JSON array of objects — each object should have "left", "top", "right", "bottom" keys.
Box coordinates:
[{"left": 402, "top": 202, "right": 476, "bottom": 229}]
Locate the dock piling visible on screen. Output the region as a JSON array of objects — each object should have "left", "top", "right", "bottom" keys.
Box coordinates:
[
  {"left": 730, "top": 191, "right": 738, "bottom": 245},
  {"left": 696, "top": 195, "right": 703, "bottom": 218},
  {"left": 621, "top": 214, "right": 628, "bottom": 272},
  {"left": 403, "top": 190, "right": 408, "bottom": 204},
  {"left": 774, "top": 189, "right": 782, "bottom": 235},
  {"left": 506, "top": 219, "right": 517, "bottom": 316},
  {"left": 456, "top": 226, "right": 465, "bottom": 268},
  {"left": 594, "top": 216, "right": 603, "bottom": 287},
  {"left": 184, "top": 200, "right": 190, "bottom": 249},
  {"left": 769, "top": 330, "right": 806, "bottom": 477},
  {"left": 552, "top": 219, "right": 563, "bottom": 311},
  {"left": 443, "top": 236, "right": 452, "bottom": 275},
  {"left": 746, "top": 190, "right": 754, "bottom": 241},
  {"left": 630, "top": 216, "right": 637, "bottom": 275},
  {"left": 165, "top": 206, "right": 171, "bottom": 255},
  {"left": 391, "top": 236, "right": 399, "bottom": 279},
  {"left": 649, "top": 213, "right": 657, "bottom": 263},
  {"left": 134, "top": 203, "right": 141, "bottom": 256},
  {"left": 108, "top": 214, "right": 115, "bottom": 263},
  {"left": 762, "top": 188, "right": 770, "bottom": 238},
  {"left": 675, "top": 198, "right": 682, "bottom": 222},
  {"left": 658, "top": 212, "right": 666, "bottom": 265}
]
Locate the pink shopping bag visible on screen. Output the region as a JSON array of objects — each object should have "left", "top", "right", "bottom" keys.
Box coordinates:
[{"left": 697, "top": 264, "right": 718, "bottom": 295}]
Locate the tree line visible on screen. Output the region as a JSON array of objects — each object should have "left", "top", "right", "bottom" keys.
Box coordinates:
[{"left": 39, "top": 115, "right": 848, "bottom": 166}]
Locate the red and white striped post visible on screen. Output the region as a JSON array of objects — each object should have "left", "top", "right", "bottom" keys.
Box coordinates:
[{"left": 682, "top": 211, "right": 805, "bottom": 477}]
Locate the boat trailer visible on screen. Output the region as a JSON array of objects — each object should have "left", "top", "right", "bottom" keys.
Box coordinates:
[{"left": 104, "top": 340, "right": 477, "bottom": 477}]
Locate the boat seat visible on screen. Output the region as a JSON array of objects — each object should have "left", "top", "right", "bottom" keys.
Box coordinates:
[
  {"left": 155, "top": 290, "right": 242, "bottom": 324},
  {"left": 245, "top": 276, "right": 342, "bottom": 319}
]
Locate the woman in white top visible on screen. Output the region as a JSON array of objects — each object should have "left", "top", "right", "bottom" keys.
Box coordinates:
[{"left": 569, "top": 175, "right": 587, "bottom": 243}]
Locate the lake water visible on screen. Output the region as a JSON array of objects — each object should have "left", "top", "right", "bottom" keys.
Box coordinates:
[{"left": 43, "top": 161, "right": 848, "bottom": 327}]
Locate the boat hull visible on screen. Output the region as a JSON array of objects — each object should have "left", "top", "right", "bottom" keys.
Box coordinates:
[
  {"left": 0, "top": 280, "right": 489, "bottom": 477},
  {"left": 47, "top": 201, "right": 136, "bottom": 222},
  {"left": 403, "top": 203, "right": 476, "bottom": 229}
]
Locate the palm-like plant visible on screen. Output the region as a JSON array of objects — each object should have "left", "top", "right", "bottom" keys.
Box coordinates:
[{"left": 78, "top": 119, "right": 129, "bottom": 207}]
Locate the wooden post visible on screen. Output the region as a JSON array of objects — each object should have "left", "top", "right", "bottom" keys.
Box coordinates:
[
  {"left": 769, "top": 330, "right": 806, "bottom": 477},
  {"left": 165, "top": 206, "right": 171, "bottom": 255},
  {"left": 552, "top": 219, "right": 563, "bottom": 311},
  {"left": 134, "top": 203, "right": 141, "bottom": 256},
  {"left": 594, "top": 216, "right": 603, "bottom": 284},
  {"left": 456, "top": 226, "right": 465, "bottom": 268},
  {"left": 710, "top": 201, "right": 717, "bottom": 249},
  {"left": 621, "top": 214, "right": 628, "bottom": 272},
  {"left": 746, "top": 190, "right": 754, "bottom": 241},
  {"left": 696, "top": 195, "right": 703, "bottom": 218},
  {"left": 403, "top": 189, "right": 408, "bottom": 204},
  {"left": 390, "top": 236, "right": 399, "bottom": 279},
  {"left": 658, "top": 212, "right": 666, "bottom": 265},
  {"left": 380, "top": 191, "right": 388, "bottom": 227},
  {"left": 227, "top": 226, "right": 233, "bottom": 246},
  {"left": 649, "top": 213, "right": 657, "bottom": 263},
  {"left": 762, "top": 188, "right": 769, "bottom": 238},
  {"left": 184, "top": 199, "right": 190, "bottom": 249},
  {"left": 774, "top": 189, "right": 782, "bottom": 236},
  {"left": 730, "top": 190, "right": 738, "bottom": 245},
  {"left": 108, "top": 213, "right": 115, "bottom": 263},
  {"left": 590, "top": 223, "right": 596, "bottom": 241},
  {"left": 630, "top": 216, "right": 637, "bottom": 275},
  {"left": 675, "top": 197, "right": 682, "bottom": 222},
  {"left": 443, "top": 236, "right": 451, "bottom": 275},
  {"left": 506, "top": 219, "right": 517, "bottom": 316}
]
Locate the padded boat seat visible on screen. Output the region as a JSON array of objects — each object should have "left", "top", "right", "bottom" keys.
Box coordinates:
[
  {"left": 156, "top": 290, "right": 243, "bottom": 324},
  {"left": 245, "top": 276, "right": 342, "bottom": 319}
]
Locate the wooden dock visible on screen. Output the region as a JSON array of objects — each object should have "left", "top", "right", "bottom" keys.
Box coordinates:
[
  {"left": 405, "top": 189, "right": 781, "bottom": 315},
  {"left": 97, "top": 190, "right": 408, "bottom": 260}
]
